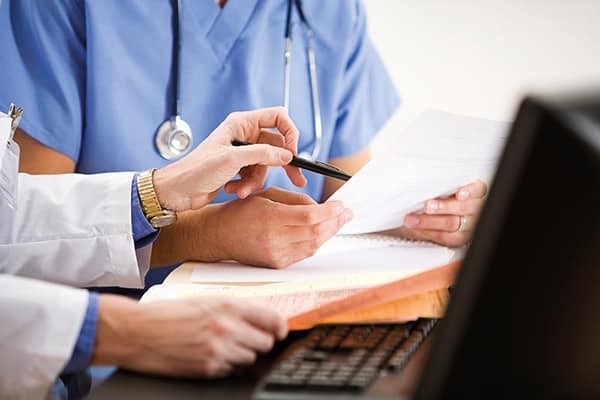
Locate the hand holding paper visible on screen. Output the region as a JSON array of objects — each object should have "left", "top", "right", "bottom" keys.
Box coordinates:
[
  {"left": 329, "top": 110, "right": 508, "bottom": 240},
  {"left": 400, "top": 179, "right": 488, "bottom": 247}
]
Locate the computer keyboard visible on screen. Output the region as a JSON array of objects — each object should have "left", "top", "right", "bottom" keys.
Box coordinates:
[{"left": 255, "top": 319, "right": 437, "bottom": 398}]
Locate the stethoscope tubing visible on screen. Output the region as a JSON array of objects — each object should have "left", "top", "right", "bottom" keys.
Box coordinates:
[
  {"left": 284, "top": 0, "right": 323, "bottom": 160},
  {"left": 158, "top": 0, "right": 323, "bottom": 161},
  {"left": 172, "top": 0, "right": 183, "bottom": 117}
]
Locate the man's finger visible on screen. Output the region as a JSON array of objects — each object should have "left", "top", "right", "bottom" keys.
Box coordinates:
[
  {"left": 404, "top": 214, "right": 463, "bottom": 232},
  {"left": 232, "top": 144, "right": 293, "bottom": 168},
  {"left": 408, "top": 228, "right": 470, "bottom": 248},
  {"left": 257, "top": 129, "right": 285, "bottom": 147},
  {"left": 238, "top": 165, "right": 269, "bottom": 198},
  {"left": 189, "top": 360, "right": 232, "bottom": 378},
  {"left": 232, "top": 301, "right": 288, "bottom": 341},
  {"left": 273, "top": 201, "right": 346, "bottom": 226},
  {"left": 404, "top": 214, "right": 475, "bottom": 233},
  {"left": 229, "top": 319, "right": 276, "bottom": 353},
  {"left": 257, "top": 129, "right": 306, "bottom": 187},
  {"left": 222, "top": 343, "right": 258, "bottom": 366},
  {"left": 423, "top": 198, "right": 482, "bottom": 215},
  {"left": 285, "top": 209, "right": 351, "bottom": 242},
  {"left": 259, "top": 187, "right": 317, "bottom": 205},
  {"left": 283, "top": 164, "right": 307, "bottom": 188},
  {"left": 224, "top": 172, "right": 265, "bottom": 199},
  {"left": 455, "top": 180, "right": 488, "bottom": 200},
  {"left": 227, "top": 107, "right": 299, "bottom": 154}
]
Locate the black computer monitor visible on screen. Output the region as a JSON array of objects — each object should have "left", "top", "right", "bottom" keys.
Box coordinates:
[{"left": 415, "top": 94, "right": 600, "bottom": 399}]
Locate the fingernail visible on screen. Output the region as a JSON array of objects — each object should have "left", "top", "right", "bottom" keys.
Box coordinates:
[
  {"left": 280, "top": 151, "right": 292, "bottom": 163},
  {"left": 331, "top": 201, "right": 344, "bottom": 213},
  {"left": 280, "top": 325, "right": 289, "bottom": 340},
  {"left": 457, "top": 190, "right": 470, "bottom": 200},
  {"left": 344, "top": 209, "right": 354, "bottom": 223},
  {"left": 427, "top": 200, "right": 439, "bottom": 213},
  {"left": 404, "top": 214, "right": 420, "bottom": 228}
]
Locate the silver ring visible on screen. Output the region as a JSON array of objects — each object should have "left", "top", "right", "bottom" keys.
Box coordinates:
[{"left": 456, "top": 215, "right": 467, "bottom": 232}]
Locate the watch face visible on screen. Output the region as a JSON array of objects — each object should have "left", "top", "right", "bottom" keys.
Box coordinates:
[{"left": 151, "top": 214, "right": 177, "bottom": 228}]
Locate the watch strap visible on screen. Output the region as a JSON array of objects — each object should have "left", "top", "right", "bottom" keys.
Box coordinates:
[{"left": 136, "top": 169, "right": 177, "bottom": 228}]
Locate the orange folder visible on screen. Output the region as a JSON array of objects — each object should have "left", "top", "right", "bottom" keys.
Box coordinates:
[{"left": 287, "top": 260, "right": 460, "bottom": 330}]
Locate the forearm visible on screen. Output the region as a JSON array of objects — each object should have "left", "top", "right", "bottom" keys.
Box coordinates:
[
  {"left": 14, "top": 128, "right": 76, "bottom": 174},
  {"left": 149, "top": 203, "right": 228, "bottom": 267},
  {"left": 91, "top": 294, "right": 142, "bottom": 366},
  {"left": 320, "top": 147, "right": 371, "bottom": 202}
]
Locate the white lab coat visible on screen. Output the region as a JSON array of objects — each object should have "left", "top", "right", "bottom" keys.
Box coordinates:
[{"left": 0, "top": 113, "right": 151, "bottom": 399}]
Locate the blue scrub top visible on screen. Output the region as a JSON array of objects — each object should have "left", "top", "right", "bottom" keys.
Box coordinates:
[
  {"left": 0, "top": 0, "right": 399, "bottom": 285},
  {"left": 0, "top": 0, "right": 399, "bottom": 201}
]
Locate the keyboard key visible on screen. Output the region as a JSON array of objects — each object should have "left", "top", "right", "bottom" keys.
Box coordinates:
[
  {"left": 354, "top": 366, "right": 378, "bottom": 378},
  {"left": 315, "top": 361, "right": 338, "bottom": 372},
  {"left": 348, "top": 374, "right": 375, "bottom": 389},
  {"left": 319, "top": 336, "right": 343, "bottom": 349},
  {"left": 303, "top": 350, "right": 329, "bottom": 362},
  {"left": 264, "top": 374, "right": 306, "bottom": 388},
  {"left": 277, "top": 361, "right": 297, "bottom": 372},
  {"left": 290, "top": 371, "right": 311, "bottom": 381},
  {"left": 364, "top": 352, "right": 387, "bottom": 367},
  {"left": 287, "top": 348, "right": 309, "bottom": 361},
  {"left": 332, "top": 370, "right": 354, "bottom": 381},
  {"left": 306, "top": 377, "right": 348, "bottom": 390},
  {"left": 296, "top": 362, "right": 319, "bottom": 373}
]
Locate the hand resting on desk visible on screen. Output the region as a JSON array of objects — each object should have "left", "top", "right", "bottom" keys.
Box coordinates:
[{"left": 91, "top": 295, "right": 288, "bottom": 378}]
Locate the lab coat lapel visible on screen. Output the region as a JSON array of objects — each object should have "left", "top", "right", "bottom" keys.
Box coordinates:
[{"left": 205, "top": 0, "right": 259, "bottom": 64}]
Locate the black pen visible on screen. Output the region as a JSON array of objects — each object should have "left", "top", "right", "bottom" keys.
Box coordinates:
[{"left": 231, "top": 139, "right": 352, "bottom": 181}]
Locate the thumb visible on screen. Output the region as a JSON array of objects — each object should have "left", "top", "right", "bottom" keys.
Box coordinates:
[{"left": 233, "top": 144, "right": 293, "bottom": 168}]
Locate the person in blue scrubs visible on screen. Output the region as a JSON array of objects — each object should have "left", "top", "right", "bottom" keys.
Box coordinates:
[{"left": 0, "top": 0, "right": 487, "bottom": 287}]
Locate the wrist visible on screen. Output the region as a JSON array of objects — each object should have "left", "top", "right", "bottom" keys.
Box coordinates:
[
  {"left": 91, "top": 295, "right": 144, "bottom": 366},
  {"left": 149, "top": 204, "right": 228, "bottom": 266},
  {"left": 137, "top": 169, "right": 177, "bottom": 227},
  {"left": 180, "top": 204, "right": 230, "bottom": 262},
  {"left": 153, "top": 166, "right": 212, "bottom": 212},
  {"left": 195, "top": 203, "right": 229, "bottom": 262},
  {"left": 152, "top": 166, "right": 181, "bottom": 211}
]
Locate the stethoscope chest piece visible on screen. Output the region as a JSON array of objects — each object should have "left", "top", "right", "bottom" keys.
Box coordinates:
[{"left": 155, "top": 116, "right": 193, "bottom": 160}]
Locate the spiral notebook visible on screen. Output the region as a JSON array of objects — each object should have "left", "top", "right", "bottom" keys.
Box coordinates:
[{"left": 189, "top": 233, "right": 460, "bottom": 285}]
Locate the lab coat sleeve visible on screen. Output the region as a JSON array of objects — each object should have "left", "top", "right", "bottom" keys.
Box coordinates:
[
  {"left": 0, "top": 275, "right": 89, "bottom": 400},
  {"left": 0, "top": 172, "right": 148, "bottom": 288}
]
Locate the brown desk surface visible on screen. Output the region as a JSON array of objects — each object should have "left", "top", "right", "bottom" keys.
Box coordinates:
[{"left": 88, "top": 332, "right": 432, "bottom": 400}]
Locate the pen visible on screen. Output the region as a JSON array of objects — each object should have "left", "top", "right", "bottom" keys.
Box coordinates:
[{"left": 231, "top": 139, "right": 352, "bottom": 181}]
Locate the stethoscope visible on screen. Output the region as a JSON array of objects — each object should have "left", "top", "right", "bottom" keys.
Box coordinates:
[
  {"left": 155, "top": 0, "right": 323, "bottom": 161},
  {"left": 155, "top": 0, "right": 192, "bottom": 160}
]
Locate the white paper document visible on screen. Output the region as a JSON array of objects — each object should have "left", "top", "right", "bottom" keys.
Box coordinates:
[
  {"left": 330, "top": 109, "right": 509, "bottom": 234},
  {"left": 390, "top": 108, "right": 510, "bottom": 163},
  {"left": 190, "top": 109, "right": 502, "bottom": 285},
  {"left": 191, "top": 235, "right": 457, "bottom": 284}
]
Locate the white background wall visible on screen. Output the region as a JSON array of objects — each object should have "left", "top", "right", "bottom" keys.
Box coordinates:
[{"left": 364, "top": 0, "right": 600, "bottom": 152}]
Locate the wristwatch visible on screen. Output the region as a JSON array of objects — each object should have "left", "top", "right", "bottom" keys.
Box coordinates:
[{"left": 136, "top": 169, "right": 177, "bottom": 228}]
